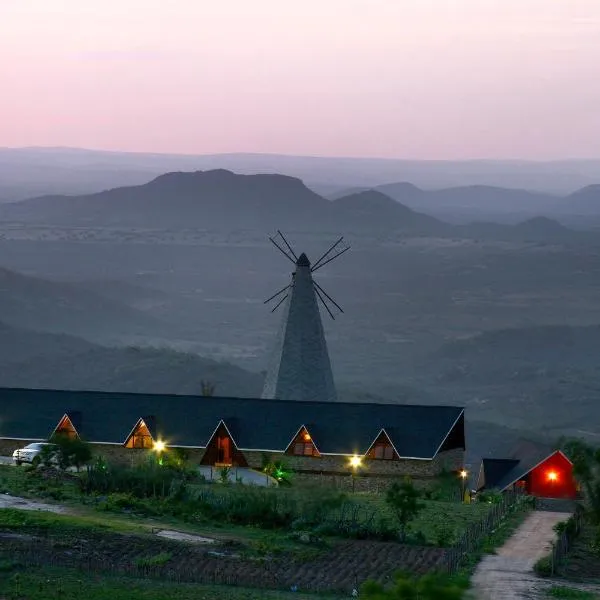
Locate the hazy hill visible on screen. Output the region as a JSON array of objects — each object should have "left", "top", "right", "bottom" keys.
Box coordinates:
[
  {"left": 0, "top": 170, "right": 328, "bottom": 229},
  {"left": 457, "top": 216, "right": 575, "bottom": 242},
  {"left": 0, "top": 170, "right": 448, "bottom": 234},
  {"left": 0, "top": 322, "right": 263, "bottom": 397},
  {"left": 376, "top": 182, "right": 556, "bottom": 214},
  {"left": 2, "top": 169, "right": 596, "bottom": 242},
  {"left": 4, "top": 147, "right": 600, "bottom": 194},
  {"left": 435, "top": 324, "right": 600, "bottom": 373},
  {"left": 331, "top": 190, "right": 447, "bottom": 232},
  {"left": 0, "top": 320, "right": 95, "bottom": 364},
  {"left": 415, "top": 324, "right": 600, "bottom": 439},
  {"left": 562, "top": 185, "right": 600, "bottom": 214},
  {"left": 0, "top": 266, "right": 160, "bottom": 339}
]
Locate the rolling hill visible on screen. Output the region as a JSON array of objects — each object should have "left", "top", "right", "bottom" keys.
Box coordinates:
[
  {"left": 0, "top": 321, "right": 263, "bottom": 397},
  {"left": 375, "top": 182, "right": 557, "bottom": 213},
  {"left": 0, "top": 266, "right": 162, "bottom": 339},
  {"left": 562, "top": 185, "right": 600, "bottom": 215},
  {"left": 1, "top": 169, "right": 596, "bottom": 242}
]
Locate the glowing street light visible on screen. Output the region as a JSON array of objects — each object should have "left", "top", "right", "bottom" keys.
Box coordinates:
[
  {"left": 349, "top": 455, "right": 362, "bottom": 469},
  {"left": 153, "top": 439, "right": 166, "bottom": 453},
  {"left": 459, "top": 469, "right": 468, "bottom": 502},
  {"left": 349, "top": 455, "right": 362, "bottom": 493}
]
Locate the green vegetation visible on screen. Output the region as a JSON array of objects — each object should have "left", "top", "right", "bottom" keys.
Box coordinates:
[
  {"left": 385, "top": 477, "right": 425, "bottom": 541},
  {"left": 361, "top": 571, "right": 468, "bottom": 599},
  {"left": 134, "top": 552, "right": 173, "bottom": 568},
  {"left": 0, "top": 462, "right": 492, "bottom": 547},
  {"left": 564, "top": 440, "right": 600, "bottom": 523},
  {"left": 547, "top": 586, "right": 599, "bottom": 599},
  {"left": 0, "top": 565, "right": 340, "bottom": 600}
]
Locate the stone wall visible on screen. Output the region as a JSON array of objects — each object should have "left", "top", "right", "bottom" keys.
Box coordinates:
[
  {"left": 242, "top": 447, "right": 465, "bottom": 492},
  {"left": 0, "top": 437, "right": 464, "bottom": 493}
]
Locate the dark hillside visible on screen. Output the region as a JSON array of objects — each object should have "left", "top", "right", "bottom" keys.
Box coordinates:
[{"left": 0, "top": 266, "right": 160, "bottom": 338}]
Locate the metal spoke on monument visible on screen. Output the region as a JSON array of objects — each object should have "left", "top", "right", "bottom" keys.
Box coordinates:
[
  {"left": 313, "top": 280, "right": 344, "bottom": 315},
  {"left": 314, "top": 285, "right": 336, "bottom": 320},
  {"left": 268, "top": 232, "right": 297, "bottom": 264},
  {"left": 263, "top": 283, "right": 291, "bottom": 306},
  {"left": 270, "top": 294, "right": 288, "bottom": 313},
  {"left": 311, "top": 237, "right": 350, "bottom": 273},
  {"left": 276, "top": 230, "right": 298, "bottom": 262}
]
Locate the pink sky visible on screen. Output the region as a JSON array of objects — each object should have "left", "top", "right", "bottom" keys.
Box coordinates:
[{"left": 1, "top": 0, "right": 599, "bottom": 159}]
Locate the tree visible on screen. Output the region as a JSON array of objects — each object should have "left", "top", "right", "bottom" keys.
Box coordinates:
[
  {"left": 49, "top": 434, "right": 93, "bottom": 471},
  {"left": 201, "top": 380, "right": 216, "bottom": 397},
  {"left": 564, "top": 439, "right": 600, "bottom": 522},
  {"left": 385, "top": 477, "right": 425, "bottom": 542}
]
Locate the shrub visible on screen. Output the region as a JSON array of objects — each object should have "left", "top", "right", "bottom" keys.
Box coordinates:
[
  {"left": 534, "top": 555, "right": 553, "bottom": 577},
  {"left": 49, "top": 435, "right": 93, "bottom": 471},
  {"left": 361, "top": 571, "right": 466, "bottom": 599},
  {"left": 385, "top": 477, "right": 425, "bottom": 541},
  {"left": 134, "top": 552, "right": 172, "bottom": 568}
]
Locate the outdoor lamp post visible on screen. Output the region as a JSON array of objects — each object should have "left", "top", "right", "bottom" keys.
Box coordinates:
[
  {"left": 349, "top": 455, "right": 362, "bottom": 492},
  {"left": 459, "top": 469, "right": 468, "bottom": 502}
]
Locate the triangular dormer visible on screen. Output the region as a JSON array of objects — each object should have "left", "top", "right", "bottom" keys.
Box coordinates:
[
  {"left": 285, "top": 425, "right": 320, "bottom": 457},
  {"left": 124, "top": 417, "right": 155, "bottom": 449},
  {"left": 52, "top": 413, "right": 80, "bottom": 440},
  {"left": 365, "top": 429, "right": 399, "bottom": 461},
  {"left": 200, "top": 420, "right": 248, "bottom": 467}
]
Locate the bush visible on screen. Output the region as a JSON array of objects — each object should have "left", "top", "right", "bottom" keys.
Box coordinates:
[
  {"left": 534, "top": 555, "right": 553, "bottom": 577},
  {"left": 49, "top": 435, "right": 93, "bottom": 471},
  {"left": 385, "top": 477, "right": 425, "bottom": 541},
  {"left": 361, "top": 571, "right": 467, "bottom": 599},
  {"left": 134, "top": 552, "right": 172, "bottom": 568}
]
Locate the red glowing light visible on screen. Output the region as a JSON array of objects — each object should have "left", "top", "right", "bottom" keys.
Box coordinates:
[{"left": 547, "top": 471, "right": 558, "bottom": 482}]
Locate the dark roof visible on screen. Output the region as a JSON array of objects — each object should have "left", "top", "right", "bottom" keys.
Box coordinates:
[
  {"left": 481, "top": 439, "right": 568, "bottom": 491},
  {"left": 0, "top": 387, "right": 464, "bottom": 459},
  {"left": 480, "top": 458, "right": 520, "bottom": 489}
]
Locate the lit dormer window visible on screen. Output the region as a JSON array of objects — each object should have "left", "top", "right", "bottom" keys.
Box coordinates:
[
  {"left": 287, "top": 426, "right": 320, "bottom": 457},
  {"left": 366, "top": 430, "right": 398, "bottom": 460}
]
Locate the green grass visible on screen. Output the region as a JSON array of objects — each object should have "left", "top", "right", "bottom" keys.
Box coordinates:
[
  {"left": 0, "top": 507, "right": 147, "bottom": 535},
  {"left": 547, "top": 585, "right": 600, "bottom": 599},
  {"left": 134, "top": 552, "right": 172, "bottom": 568},
  {"left": 356, "top": 494, "right": 492, "bottom": 545},
  {"left": 0, "top": 565, "right": 342, "bottom": 600}
]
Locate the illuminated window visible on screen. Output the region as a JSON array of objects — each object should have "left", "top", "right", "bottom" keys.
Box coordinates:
[
  {"left": 288, "top": 427, "right": 320, "bottom": 457},
  {"left": 54, "top": 414, "right": 78, "bottom": 440},
  {"left": 125, "top": 419, "right": 154, "bottom": 449},
  {"left": 367, "top": 431, "right": 397, "bottom": 461}
]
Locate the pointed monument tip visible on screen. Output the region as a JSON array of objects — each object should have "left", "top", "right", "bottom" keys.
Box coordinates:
[{"left": 296, "top": 252, "right": 310, "bottom": 267}]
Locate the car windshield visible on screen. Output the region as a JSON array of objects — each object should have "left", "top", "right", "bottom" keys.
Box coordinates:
[{"left": 26, "top": 443, "right": 46, "bottom": 450}]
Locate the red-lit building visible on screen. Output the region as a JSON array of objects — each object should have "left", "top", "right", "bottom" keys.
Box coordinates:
[{"left": 477, "top": 440, "right": 578, "bottom": 500}]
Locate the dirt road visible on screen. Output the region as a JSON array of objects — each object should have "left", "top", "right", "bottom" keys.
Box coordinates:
[{"left": 471, "top": 510, "right": 568, "bottom": 599}]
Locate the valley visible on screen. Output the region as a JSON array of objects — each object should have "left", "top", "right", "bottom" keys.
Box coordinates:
[{"left": 1, "top": 176, "right": 600, "bottom": 462}]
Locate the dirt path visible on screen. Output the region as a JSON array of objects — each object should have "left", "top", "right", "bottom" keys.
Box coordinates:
[
  {"left": 0, "top": 493, "right": 216, "bottom": 544},
  {"left": 471, "top": 510, "right": 568, "bottom": 599},
  {"left": 0, "top": 493, "right": 68, "bottom": 513}
]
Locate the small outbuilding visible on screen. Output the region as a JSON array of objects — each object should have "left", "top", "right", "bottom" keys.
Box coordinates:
[{"left": 477, "top": 439, "right": 578, "bottom": 500}]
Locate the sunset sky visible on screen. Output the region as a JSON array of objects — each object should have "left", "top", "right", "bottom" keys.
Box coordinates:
[{"left": 1, "top": 0, "right": 599, "bottom": 159}]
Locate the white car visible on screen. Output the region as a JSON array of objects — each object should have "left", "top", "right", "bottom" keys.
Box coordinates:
[{"left": 12, "top": 442, "right": 57, "bottom": 466}]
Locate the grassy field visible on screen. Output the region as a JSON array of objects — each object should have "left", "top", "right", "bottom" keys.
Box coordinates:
[
  {"left": 356, "top": 494, "right": 492, "bottom": 545},
  {"left": 0, "top": 464, "right": 491, "bottom": 547},
  {"left": 0, "top": 565, "right": 343, "bottom": 600}
]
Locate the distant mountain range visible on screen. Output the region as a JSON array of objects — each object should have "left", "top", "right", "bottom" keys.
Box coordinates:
[
  {"left": 3, "top": 147, "right": 600, "bottom": 197},
  {"left": 1, "top": 169, "right": 598, "bottom": 242},
  {"left": 336, "top": 182, "right": 600, "bottom": 218}
]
